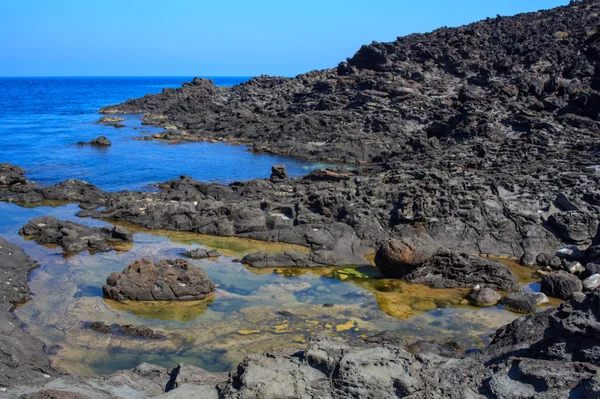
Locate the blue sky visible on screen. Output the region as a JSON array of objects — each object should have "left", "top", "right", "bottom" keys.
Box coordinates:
[{"left": 0, "top": 0, "right": 569, "bottom": 77}]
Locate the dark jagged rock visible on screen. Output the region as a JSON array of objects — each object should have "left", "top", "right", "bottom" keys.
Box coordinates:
[
  {"left": 102, "top": 258, "right": 215, "bottom": 302},
  {"left": 269, "top": 165, "right": 288, "bottom": 182},
  {"left": 181, "top": 248, "right": 221, "bottom": 259},
  {"left": 77, "top": 136, "right": 112, "bottom": 147},
  {"left": 98, "top": 116, "right": 125, "bottom": 128},
  {"left": 541, "top": 270, "right": 583, "bottom": 299},
  {"left": 0, "top": 238, "right": 56, "bottom": 389},
  {"left": 87, "top": 322, "right": 166, "bottom": 339},
  {"left": 404, "top": 250, "right": 520, "bottom": 291},
  {"left": 375, "top": 231, "right": 520, "bottom": 290},
  {"left": 19, "top": 216, "right": 132, "bottom": 254},
  {"left": 0, "top": 163, "right": 27, "bottom": 187}
]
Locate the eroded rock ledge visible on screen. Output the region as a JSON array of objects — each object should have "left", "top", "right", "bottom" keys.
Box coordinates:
[{"left": 19, "top": 216, "right": 132, "bottom": 254}]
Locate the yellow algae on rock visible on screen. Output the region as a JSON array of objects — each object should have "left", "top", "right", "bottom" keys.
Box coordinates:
[
  {"left": 237, "top": 330, "right": 261, "bottom": 335},
  {"left": 411, "top": 301, "right": 437, "bottom": 311},
  {"left": 335, "top": 320, "right": 356, "bottom": 332}
]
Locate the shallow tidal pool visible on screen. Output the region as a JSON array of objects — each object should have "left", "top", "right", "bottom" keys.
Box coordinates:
[{"left": 1, "top": 202, "right": 544, "bottom": 376}]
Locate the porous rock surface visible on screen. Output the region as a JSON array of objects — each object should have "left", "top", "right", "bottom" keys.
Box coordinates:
[{"left": 103, "top": 258, "right": 215, "bottom": 302}]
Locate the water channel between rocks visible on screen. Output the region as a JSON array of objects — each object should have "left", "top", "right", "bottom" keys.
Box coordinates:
[{"left": 1, "top": 201, "right": 550, "bottom": 376}]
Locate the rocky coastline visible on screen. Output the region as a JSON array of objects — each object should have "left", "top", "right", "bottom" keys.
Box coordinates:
[{"left": 1, "top": 0, "right": 600, "bottom": 397}]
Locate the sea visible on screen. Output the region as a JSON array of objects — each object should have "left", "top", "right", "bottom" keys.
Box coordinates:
[{"left": 0, "top": 77, "right": 328, "bottom": 191}]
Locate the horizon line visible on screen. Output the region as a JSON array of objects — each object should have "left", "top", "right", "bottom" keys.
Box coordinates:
[{"left": 0, "top": 75, "right": 258, "bottom": 78}]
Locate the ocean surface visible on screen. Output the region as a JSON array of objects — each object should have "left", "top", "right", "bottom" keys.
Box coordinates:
[{"left": 0, "top": 77, "right": 329, "bottom": 191}]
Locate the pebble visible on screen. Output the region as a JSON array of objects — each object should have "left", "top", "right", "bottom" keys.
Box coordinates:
[{"left": 532, "top": 292, "right": 549, "bottom": 305}]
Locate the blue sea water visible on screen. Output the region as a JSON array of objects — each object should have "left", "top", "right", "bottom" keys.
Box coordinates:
[{"left": 0, "top": 77, "right": 326, "bottom": 191}]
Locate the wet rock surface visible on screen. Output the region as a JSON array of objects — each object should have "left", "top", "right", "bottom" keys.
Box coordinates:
[
  {"left": 180, "top": 248, "right": 221, "bottom": 259},
  {"left": 20, "top": 216, "right": 132, "bottom": 254},
  {"left": 77, "top": 136, "right": 112, "bottom": 147},
  {"left": 103, "top": 258, "right": 215, "bottom": 301},
  {"left": 0, "top": 238, "right": 56, "bottom": 389}
]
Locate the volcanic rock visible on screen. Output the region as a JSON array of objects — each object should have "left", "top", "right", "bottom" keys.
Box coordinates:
[
  {"left": 467, "top": 287, "right": 501, "bottom": 307},
  {"left": 102, "top": 258, "right": 215, "bottom": 302},
  {"left": 500, "top": 292, "right": 538, "bottom": 314},
  {"left": 77, "top": 136, "right": 111, "bottom": 147},
  {"left": 181, "top": 248, "right": 221, "bottom": 259},
  {"left": 19, "top": 216, "right": 132, "bottom": 254},
  {"left": 541, "top": 270, "right": 583, "bottom": 299}
]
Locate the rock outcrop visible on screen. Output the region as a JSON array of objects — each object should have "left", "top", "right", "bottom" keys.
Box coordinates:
[
  {"left": 77, "top": 136, "right": 112, "bottom": 147},
  {"left": 20, "top": 216, "right": 132, "bottom": 254},
  {"left": 103, "top": 258, "right": 215, "bottom": 301},
  {"left": 375, "top": 231, "right": 520, "bottom": 290},
  {"left": 0, "top": 238, "right": 56, "bottom": 389}
]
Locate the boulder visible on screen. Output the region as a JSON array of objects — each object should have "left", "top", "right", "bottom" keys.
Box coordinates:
[
  {"left": 103, "top": 258, "right": 214, "bottom": 301},
  {"left": 375, "top": 233, "right": 441, "bottom": 278},
  {"left": 541, "top": 271, "right": 583, "bottom": 299},
  {"left": 404, "top": 250, "right": 520, "bottom": 291},
  {"left": 467, "top": 287, "right": 501, "bottom": 307},
  {"left": 500, "top": 293, "right": 538, "bottom": 313},
  {"left": 270, "top": 165, "right": 288, "bottom": 182}
]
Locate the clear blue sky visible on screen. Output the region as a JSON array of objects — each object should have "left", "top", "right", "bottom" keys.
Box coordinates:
[{"left": 0, "top": 0, "right": 569, "bottom": 77}]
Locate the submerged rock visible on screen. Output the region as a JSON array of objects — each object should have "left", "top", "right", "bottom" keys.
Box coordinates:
[
  {"left": 103, "top": 258, "right": 215, "bottom": 302},
  {"left": 87, "top": 321, "right": 166, "bottom": 339},
  {"left": 20, "top": 216, "right": 132, "bottom": 254},
  {"left": 77, "top": 136, "right": 112, "bottom": 147},
  {"left": 181, "top": 248, "right": 221, "bottom": 259}
]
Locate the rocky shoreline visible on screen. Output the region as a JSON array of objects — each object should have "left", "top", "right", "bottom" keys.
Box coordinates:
[
  {"left": 2, "top": 0, "right": 600, "bottom": 397},
  {"left": 1, "top": 233, "right": 600, "bottom": 398}
]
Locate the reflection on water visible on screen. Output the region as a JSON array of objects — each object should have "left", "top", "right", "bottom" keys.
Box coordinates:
[{"left": 0, "top": 201, "right": 547, "bottom": 376}]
